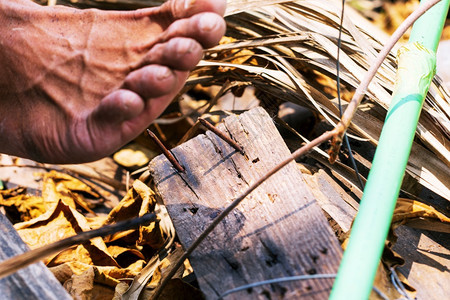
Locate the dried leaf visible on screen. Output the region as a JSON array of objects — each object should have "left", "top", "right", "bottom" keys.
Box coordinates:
[
  {"left": 0, "top": 187, "right": 46, "bottom": 222},
  {"left": 42, "top": 170, "right": 100, "bottom": 214},
  {"left": 64, "top": 266, "right": 96, "bottom": 300},
  {"left": 14, "top": 200, "right": 118, "bottom": 266},
  {"left": 64, "top": 266, "right": 118, "bottom": 300},
  {"left": 113, "top": 143, "right": 157, "bottom": 168},
  {"left": 50, "top": 260, "right": 146, "bottom": 284},
  {"left": 107, "top": 245, "right": 146, "bottom": 268},
  {"left": 45, "top": 170, "right": 100, "bottom": 198},
  {"left": 102, "top": 180, "right": 164, "bottom": 248},
  {"left": 392, "top": 198, "right": 450, "bottom": 233},
  {"left": 119, "top": 245, "right": 183, "bottom": 300}
]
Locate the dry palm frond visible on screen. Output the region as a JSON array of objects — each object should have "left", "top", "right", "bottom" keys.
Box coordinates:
[
  {"left": 202, "top": 0, "right": 449, "bottom": 201},
  {"left": 40, "top": 0, "right": 449, "bottom": 201}
]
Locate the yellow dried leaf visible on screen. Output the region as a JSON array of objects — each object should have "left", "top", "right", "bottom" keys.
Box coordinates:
[
  {"left": 50, "top": 260, "right": 146, "bottom": 284},
  {"left": 45, "top": 170, "right": 100, "bottom": 198},
  {"left": 42, "top": 170, "right": 100, "bottom": 213},
  {"left": 14, "top": 200, "right": 118, "bottom": 266},
  {"left": 113, "top": 143, "right": 157, "bottom": 168},
  {"left": 393, "top": 198, "right": 450, "bottom": 233},
  {"left": 0, "top": 187, "right": 46, "bottom": 222}
]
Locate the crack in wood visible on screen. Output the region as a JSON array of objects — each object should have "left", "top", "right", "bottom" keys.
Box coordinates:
[{"left": 177, "top": 174, "right": 200, "bottom": 211}]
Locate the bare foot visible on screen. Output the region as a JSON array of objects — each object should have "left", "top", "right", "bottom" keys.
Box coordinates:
[{"left": 0, "top": 0, "right": 226, "bottom": 163}]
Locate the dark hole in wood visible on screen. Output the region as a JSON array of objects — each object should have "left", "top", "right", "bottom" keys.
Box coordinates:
[
  {"left": 188, "top": 207, "right": 199, "bottom": 215},
  {"left": 307, "top": 268, "right": 317, "bottom": 275}
]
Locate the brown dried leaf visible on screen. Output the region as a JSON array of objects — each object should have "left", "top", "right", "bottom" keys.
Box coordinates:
[
  {"left": 102, "top": 180, "right": 164, "bottom": 248},
  {"left": 14, "top": 200, "right": 118, "bottom": 266},
  {"left": 64, "top": 266, "right": 118, "bottom": 300}
]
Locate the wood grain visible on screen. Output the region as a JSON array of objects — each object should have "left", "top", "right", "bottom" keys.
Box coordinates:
[{"left": 149, "top": 107, "right": 342, "bottom": 299}]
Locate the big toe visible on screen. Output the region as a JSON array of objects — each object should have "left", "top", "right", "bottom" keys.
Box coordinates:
[
  {"left": 86, "top": 69, "right": 189, "bottom": 162},
  {"left": 160, "top": 0, "right": 227, "bottom": 19}
]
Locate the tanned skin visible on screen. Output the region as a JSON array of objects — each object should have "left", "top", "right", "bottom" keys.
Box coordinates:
[{"left": 0, "top": 0, "right": 226, "bottom": 163}]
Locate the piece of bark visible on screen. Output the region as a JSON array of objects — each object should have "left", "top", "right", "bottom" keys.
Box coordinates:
[
  {"left": 149, "top": 107, "right": 342, "bottom": 299},
  {"left": 0, "top": 212, "right": 71, "bottom": 300}
]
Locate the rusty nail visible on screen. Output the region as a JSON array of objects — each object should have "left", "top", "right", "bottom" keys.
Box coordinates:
[
  {"left": 198, "top": 118, "right": 244, "bottom": 155},
  {"left": 147, "top": 129, "right": 185, "bottom": 173}
]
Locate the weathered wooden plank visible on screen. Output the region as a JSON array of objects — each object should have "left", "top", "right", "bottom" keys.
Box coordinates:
[
  {"left": 0, "top": 213, "right": 71, "bottom": 300},
  {"left": 149, "top": 107, "right": 342, "bottom": 299}
]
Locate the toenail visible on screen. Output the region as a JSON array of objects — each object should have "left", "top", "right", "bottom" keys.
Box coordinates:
[
  {"left": 175, "top": 39, "right": 194, "bottom": 55},
  {"left": 199, "top": 14, "right": 218, "bottom": 32},
  {"left": 184, "top": 0, "right": 195, "bottom": 9},
  {"left": 157, "top": 67, "right": 172, "bottom": 80}
]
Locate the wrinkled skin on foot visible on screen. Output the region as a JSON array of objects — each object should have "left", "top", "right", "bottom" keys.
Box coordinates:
[{"left": 0, "top": 0, "right": 226, "bottom": 163}]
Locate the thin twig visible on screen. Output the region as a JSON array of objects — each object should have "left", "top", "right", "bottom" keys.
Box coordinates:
[
  {"left": 329, "top": 0, "right": 442, "bottom": 162},
  {"left": 0, "top": 163, "right": 127, "bottom": 191},
  {"left": 0, "top": 213, "right": 156, "bottom": 280}
]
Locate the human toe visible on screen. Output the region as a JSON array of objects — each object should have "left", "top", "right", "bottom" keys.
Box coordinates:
[
  {"left": 94, "top": 90, "right": 145, "bottom": 123},
  {"left": 139, "top": 38, "right": 203, "bottom": 70},
  {"left": 160, "top": 0, "right": 226, "bottom": 19},
  {"left": 123, "top": 65, "right": 177, "bottom": 100},
  {"left": 162, "top": 12, "right": 226, "bottom": 48}
]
